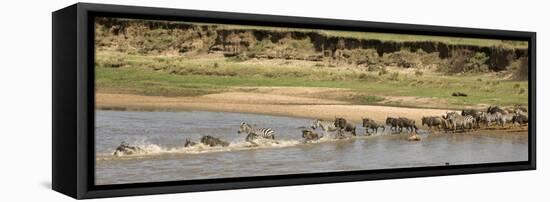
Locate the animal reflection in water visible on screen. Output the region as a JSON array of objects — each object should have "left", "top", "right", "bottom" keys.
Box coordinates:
[{"left": 112, "top": 105, "right": 528, "bottom": 156}]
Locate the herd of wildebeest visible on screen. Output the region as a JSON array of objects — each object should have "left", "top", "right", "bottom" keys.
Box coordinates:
[{"left": 112, "top": 105, "right": 528, "bottom": 156}]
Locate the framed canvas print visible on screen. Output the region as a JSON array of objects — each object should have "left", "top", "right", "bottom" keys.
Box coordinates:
[{"left": 52, "top": 3, "right": 536, "bottom": 199}]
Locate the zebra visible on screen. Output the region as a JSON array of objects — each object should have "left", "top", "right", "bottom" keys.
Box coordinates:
[
  {"left": 443, "top": 114, "right": 475, "bottom": 133},
  {"left": 237, "top": 122, "right": 275, "bottom": 140},
  {"left": 500, "top": 113, "right": 516, "bottom": 127},
  {"left": 479, "top": 112, "right": 503, "bottom": 128},
  {"left": 311, "top": 119, "right": 338, "bottom": 136}
]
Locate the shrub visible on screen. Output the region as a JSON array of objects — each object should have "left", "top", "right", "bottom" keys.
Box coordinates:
[
  {"left": 466, "top": 52, "right": 489, "bottom": 72},
  {"left": 388, "top": 72, "right": 399, "bottom": 81},
  {"left": 344, "top": 49, "right": 380, "bottom": 66},
  {"left": 518, "top": 88, "right": 526, "bottom": 94},
  {"left": 414, "top": 70, "right": 423, "bottom": 77},
  {"left": 512, "top": 57, "right": 529, "bottom": 80},
  {"left": 98, "top": 57, "right": 126, "bottom": 68},
  {"left": 358, "top": 73, "right": 368, "bottom": 80},
  {"left": 440, "top": 49, "right": 489, "bottom": 74},
  {"left": 378, "top": 67, "right": 388, "bottom": 76},
  {"left": 382, "top": 49, "right": 421, "bottom": 68}
]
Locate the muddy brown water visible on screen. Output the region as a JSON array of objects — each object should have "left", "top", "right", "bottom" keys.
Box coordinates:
[{"left": 95, "top": 110, "right": 528, "bottom": 185}]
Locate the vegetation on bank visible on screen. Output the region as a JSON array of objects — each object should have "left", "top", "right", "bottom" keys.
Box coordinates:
[{"left": 95, "top": 17, "right": 529, "bottom": 75}]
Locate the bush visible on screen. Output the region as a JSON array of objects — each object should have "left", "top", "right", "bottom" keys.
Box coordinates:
[
  {"left": 382, "top": 49, "right": 421, "bottom": 68},
  {"left": 466, "top": 52, "right": 489, "bottom": 72},
  {"left": 512, "top": 57, "right": 529, "bottom": 80},
  {"left": 388, "top": 72, "right": 399, "bottom": 81},
  {"left": 378, "top": 67, "right": 388, "bottom": 76},
  {"left": 98, "top": 57, "right": 126, "bottom": 68},
  {"left": 414, "top": 70, "right": 423, "bottom": 77},
  {"left": 343, "top": 49, "right": 380, "bottom": 66},
  {"left": 440, "top": 49, "right": 489, "bottom": 74},
  {"left": 518, "top": 88, "right": 526, "bottom": 94},
  {"left": 358, "top": 73, "right": 368, "bottom": 80}
]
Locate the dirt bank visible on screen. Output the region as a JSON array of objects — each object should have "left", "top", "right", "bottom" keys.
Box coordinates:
[{"left": 96, "top": 91, "right": 454, "bottom": 125}]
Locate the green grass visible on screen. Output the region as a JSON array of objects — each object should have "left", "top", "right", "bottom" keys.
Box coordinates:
[{"left": 96, "top": 52, "right": 528, "bottom": 108}]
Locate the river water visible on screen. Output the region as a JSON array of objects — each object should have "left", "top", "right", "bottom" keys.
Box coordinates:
[{"left": 95, "top": 110, "right": 528, "bottom": 185}]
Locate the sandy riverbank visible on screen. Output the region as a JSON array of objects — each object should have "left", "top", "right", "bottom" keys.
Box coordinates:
[{"left": 96, "top": 91, "right": 455, "bottom": 125}]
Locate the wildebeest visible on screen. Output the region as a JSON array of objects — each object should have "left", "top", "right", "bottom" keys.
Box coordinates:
[
  {"left": 461, "top": 109, "right": 480, "bottom": 116},
  {"left": 512, "top": 114, "right": 529, "bottom": 125},
  {"left": 398, "top": 117, "right": 418, "bottom": 133},
  {"left": 200, "top": 135, "right": 230, "bottom": 147},
  {"left": 514, "top": 105, "right": 528, "bottom": 113},
  {"left": 362, "top": 117, "right": 385, "bottom": 135},
  {"left": 442, "top": 113, "right": 475, "bottom": 133},
  {"left": 385, "top": 117, "right": 417, "bottom": 133},
  {"left": 386, "top": 117, "right": 401, "bottom": 132},
  {"left": 334, "top": 117, "right": 357, "bottom": 137},
  {"left": 452, "top": 92, "right": 468, "bottom": 97},
  {"left": 302, "top": 129, "right": 321, "bottom": 143},
  {"left": 184, "top": 138, "right": 197, "bottom": 147},
  {"left": 113, "top": 141, "right": 144, "bottom": 156},
  {"left": 421, "top": 116, "right": 443, "bottom": 131},
  {"left": 487, "top": 106, "right": 507, "bottom": 114}
]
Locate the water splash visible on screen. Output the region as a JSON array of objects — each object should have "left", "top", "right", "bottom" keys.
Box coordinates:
[{"left": 97, "top": 137, "right": 317, "bottom": 161}]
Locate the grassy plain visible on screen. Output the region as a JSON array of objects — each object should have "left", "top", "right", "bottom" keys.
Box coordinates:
[{"left": 96, "top": 51, "right": 528, "bottom": 109}]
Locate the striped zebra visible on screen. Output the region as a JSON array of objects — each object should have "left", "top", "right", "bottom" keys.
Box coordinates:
[
  {"left": 237, "top": 122, "right": 275, "bottom": 140},
  {"left": 500, "top": 113, "right": 516, "bottom": 127},
  {"left": 479, "top": 112, "right": 503, "bottom": 128},
  {"left": 311, "top": 119, "right": 338, "bottom": 136},
  {"left": 443, "top": 113, "right": 475, "bottom": 132}
]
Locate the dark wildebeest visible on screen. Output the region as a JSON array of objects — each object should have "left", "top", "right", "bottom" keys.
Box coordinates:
[
  {"left": 512, "top": 114, "right": 529, "bottom": 126},
  {"left": 487, "top": 106, "right": 507, "bottom": 114},
  {"left": 421, "top": 116, "right": 443, "bottom": 131},
  {"left": 302, "top": 129, "right": 321, "bottom": 143},
  {"left": 200, "top": 135, "right": 230, "bottom": 147},
  {"left": 362, "top": 117, "right": 385, "bottom": 135},
  {"left": 184, "top": 138, "right": 197, "bottom": 147},
  {"left": 452, "top": 92, "right": 468, "bottom": 97},
  {"left": 334, "top": 117, "right": 357, "bottom": 137},
  {"left": 461, "top": 109, "right": 480, "bottom": 116},
  {"left": 386, "top": 117, "right": 401, "bottom": 132},
  {"left": 514, "top": 105, "right": 528, "bottom": 113},
  {"left": 113, "top": 141, "right": 144, "bottom": 156},
  {"left": 398, "top": 117, "right": 418, "bottom": 133}
]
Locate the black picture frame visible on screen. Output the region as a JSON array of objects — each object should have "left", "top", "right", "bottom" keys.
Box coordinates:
[{"left": 52, "top": 3, "right": 536, "bottom": 199}]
